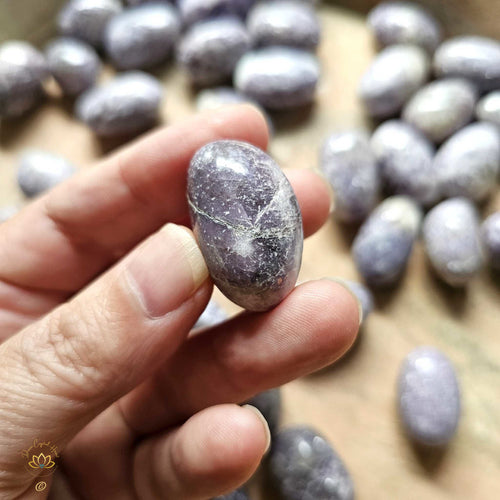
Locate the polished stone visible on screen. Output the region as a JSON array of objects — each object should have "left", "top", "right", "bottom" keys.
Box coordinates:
[
  {"left": 343, "top": 280, "right": 374, "bottom": 323},
  {"left": 179, "top": 0, "right": 257, "bottom": 26},
  {"left": 212, "top": 489, "right": 249, "bottom": 500},
  {"left": 244, "top": 388, "right": 282, "bottom": 435},
  {"left": 481, "top": 212, "right": 500, "bottom": 271},
  {"left": 476, "top": 91, "right": 500, "bottom": 126},
  {"left": 194, "top": 300, "right": 228, "bottom": 329}
]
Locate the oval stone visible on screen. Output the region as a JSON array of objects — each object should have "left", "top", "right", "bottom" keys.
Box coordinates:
[
  {"left": 481, "top": 212, "right": 500, "bottom": 270},
  {"left": 423, "top": 198, "right": 483, "bottom": 286},
  {"left": 212, "top": 490, "right": 249, "bottom": 500},
  {"left": 359, "top": 44, "right": 430, "bottom": 119},
  {"left": 269, "top": 426, "right": 354, "bottom": 500},
  {"left": 352, "top": 196, "right": 422, "bottom": 287},
  {"left": 434, "top": 122, "right": 500, "bottom": 202},
  {"left": 234, "top": 47, "right": 320, "bottom": 110},
  {"left": 371, "top": 120, "right": 438, "bottom": 206},
  {"left": 194, "top": 300, "right": 228, "bottom": 329},
  {"left": 179, "top": 0, "right": 257, "bottom": 26},
  {"left": 320, "top": 130, "right": 380, "bottom": 223},
  {"left": 402, "top": 78, "right": 477, "bottom": 144},
  {"left": 342, "top": 280, "right": 374, "bottom": 323},
  {"left": 476, "top": 91, "right": 500, "bottom": 126},
  {"left": 398, "top": 347, "right": 461, "bottom": 446},
  {"left": 187, "top": 140, "right": 303, "bottom": 311},
  {"left": 0, "top": 41, "right": 49, "bottom": 82},
  {"left": 244, "top": 388, "right": 282, "bottom": 435}
]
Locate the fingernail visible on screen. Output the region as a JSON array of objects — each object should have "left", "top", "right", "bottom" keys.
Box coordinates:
[
  {"left": 323, "top": 277, "right": 364, "bottom": 326},
  {"left": 242, "top": 404, "right": 271, "bottom": 454},
  {"left": 126, "top": 224, "right": 209, "bottom": 318},
  {"left": 310, "top": 167, "right": 335, "bottom": 215}
]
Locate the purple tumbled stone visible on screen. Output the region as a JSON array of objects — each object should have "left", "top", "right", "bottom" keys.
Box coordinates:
[
  {"left": 212, "top": 489, "right": 249, "bottom": 500},
  {"left": 481, "top": 212, "right": 500, "bottom": 270},
  {"left": 187, "top": 140, "right": 303, "bottom": 311},
  {"left": 342, "top": 280, "right": 374, "bottom": 322},
  {"left": 194, "top": 299, "right": 228, "bottom": 329},
  {"left": 179, "top": 0, "right": 257, "bottom": 26},
  {"left": 476, "top": 91, "right": 500, "bottom": 126},
  {"left": 244, "top": 388, "right": 282, "bottom": 435}
]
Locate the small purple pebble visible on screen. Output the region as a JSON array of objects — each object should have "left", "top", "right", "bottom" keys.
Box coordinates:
[
  {"left": 476, "top": 91, "right": 500, "bottom": 126},
  {"left": 481, "top": 212, "right": 500, "bottom": 270},
  {"left": 194, "top": 300, "right": 228, "bottom": 329},
  {"left": 212, "top": 489, "right": 250, "bottom": 500},
  {"left": 244, "top": 388, "right": 282, "bottom": 435},
  {"left": 179, "top": 0, "right": 257, "bottom": 26},
  {"left": 343, "top": 280, "right": 374, "bottom": 322}
]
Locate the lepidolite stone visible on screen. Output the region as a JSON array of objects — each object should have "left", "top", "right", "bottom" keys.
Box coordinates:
[
  {"left": 194, "top": 300, "right": 228, "bottom": 329},
  {"left": 269, "top": 426, "right": 354, "bottom": 500},
  {"left": 476, "top": 91, "right": 500, "bottom": 126},
  {"left": 179, "top": 0, "right": 257, "bottom": 26},
  {"left": 342, "top": 280, "right": 374, "bottom": 323},
  {"left": 212, "top": 489, "right": 249, "bottom": 500},
  {"left": 481, "top": 212, "right": 500, "bottom": 270},
  {"left": 398, "top": 347, "right": 461, "bottom": 446},
  {"left": 244, "top": 388, "right": 282, "bottom": 435},
  {"left": 187, "top": 140, "right": 303, "bottom": 311}
]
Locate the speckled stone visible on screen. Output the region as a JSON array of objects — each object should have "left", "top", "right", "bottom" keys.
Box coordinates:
[
  {"left": 177, "top": 17, "right": 250, "bottom": 87},
  {"left": 402, "top": 79, "right": 477, "bottom": 144},
  {"left": 423, "top": 198, "right": 483, "bottom": 286},
  {"left": 212, "top": 489, "right": 249, "bottom": 500},
  {"left": 17, "top": 150, "right": 76, "bottom": 198},
  {"left": 58, "top": 0, "right": 122, "bottom": 48},
  {"left": 179, "top": 0, "right": 257, "bottom": 26},
  {"left": 359, "top": 44, "right": 430, "bottom": 119},
  {"left": 434, "top": 122, "right": 500, "bottom": 202},
  {"left": 187, "top": 140, "right": 303, "bottom": 311},
  {"left": 247, "top": 1, "right": 320, "bottom": 51},
  {"left": 45, "top": 38, "right": 100, "bottom": 97},
  {"left": 0, "top": 205, "right": 19, "bottom": 224},
  {"left": 367, "top": 2, "right": 442, "bottom": 53},
  {"left": 244, "top": 388, "right": 282, "bottom": 435},
  {"left": 269, "top": 426, "right": 354, "bottom": 500},
  {"left": 352, "top": 196, "right": 422, "bottom": 287},
  {"left": 194, "top": 300, "right": 228, "bottom": 329},
  {"left": 476, "top": 91, "right": 500, "bottom": 126},
  {"left": 234, "top": 47, "right": 320, "bottom": 110},
  {"left": 398, "top": 347, "right": 461, "bottom": 446},
  {"left": 104, "top": 3, "right": 181, "bottom": 70},
  {"left": 371, "top": 120, "right": 438, "bottom": 206},
  {"left": 75, "top": 71, "right": 163, "bottom": 137},
  {"left": 434, "top": 36, "right": 500, "bottom": 93},
  {"left": 342, "top": 280, "right": 374, "bottom": 323},
  {"left": 320, "top": 130, "right": 380, "bottom": 223},
  {"left": 482, "top": 212, "right": 500, "bottom": 270}
]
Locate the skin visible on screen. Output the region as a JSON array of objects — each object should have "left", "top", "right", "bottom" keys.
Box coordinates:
[{"left": 0, "top": 105, "right": 359, "bottom": 500}]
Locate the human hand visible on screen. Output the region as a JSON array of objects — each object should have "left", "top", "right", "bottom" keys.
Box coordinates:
[{"left": 0, "top": 105, "right": 360, "bottom": 499}]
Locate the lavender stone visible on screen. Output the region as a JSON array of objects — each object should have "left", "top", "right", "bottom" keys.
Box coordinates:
[
  {"left": 194, "top": 300, "right": 228, "bottom": 329},
  {"left": 434, "top": 122, "right": 500, "bottom": 202},
  {"left": 352, "top": 196, "right": 422, "bottom": 287},
  {"left": 244, "top": 388, "right": 282, "bottom": 435},
  {"left": 398, "top": 347, "right": 461, "bottom": 446},
  {"left": 187, "top": 140, "right": 303, "bottom": 311},
  {"left": 0, "top": 41, "right": 49, "bottom": 82},
  {"left": 212, "top": 490, "right": 249, "bottom": 500},
  {"left": 179, "top": 0, "right": 257, "bottom": 26},
  {"left": 269, "top": 426, "right": 354, "bottom": 500},
  {"left": 476, "top": 91, "right": 500, "bottom": 126},
  {"left": 46, "top": 38, "right": 100, "bottom": 97},
  {"left": 423, "top": 198, "right": 483, "bottom": 286},
  {"left": 342, "top": 280, "right": 374, "bottom": 323},
  {"left": 0, "top": 205, "right": 20, "bottom": 224},
  {"left": 104, "top": 3, "right": 181, "bottom": 70},
  {"left": 368, "top": 2, "right": 442, "bottom": 53},
  {"left": 371, "top": 120, "right": 438, "bottom": 206},
  {"left": 320, "top": 130, "right": 380, "bottom": 223},
  {"left": 75, "top": 71, "right": 163, "bottom": 137},
  {"left": 359, "top": 44, "right": 430, "bottom": 119},
  {"left": 234, "top": 47, "right": 320, "bottom": 110},
  {"left": 402, "top": 79, "right": 477, "bottom": 144},
  {"left": 177, "top": 17, "right": 250, "bottom": 87},
  {"left": 126, "top": 0, "right": 174, "bottom": 4},
  {"left": 482, "top": 212, "right": 500, "bottom": 270}
]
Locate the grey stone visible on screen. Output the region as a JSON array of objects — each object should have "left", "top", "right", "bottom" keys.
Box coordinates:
[
  {"left": 179, "top": 0, "right": 257, "bottom": 26},
  {"left": 247, "top": 0, "right": 320, "bottom": 51},
  {"left": 244, "top": 388, "right": 282, "bottom": 435},
  {"left": 371, "top": 120, "right": 439, "bottom": 206},
  {"left": 194, "top": 300, "right": 228, "bottom": 329},
  {"left": 17, "top": 150, "right": 76, "bottom": 198},
  {"left": 125, "top": 0, "right": 174, "bottom": 4},
  {"left": 434, "top": 36, "right": 500, "bottom": 93},
  {"left": 476, "top": 91, "right": 500, "bottom": 126},
  {"left": 402, "top": 78, "right": 477, "bottom": 144},
  {"left": 342, "top": 280, "right": 374, "bottom": 322},
  {"left": 212, "top": 489, "right": 249, "bottom": 500},
  {"left": 0, "top": 205, "right": 20, "bottom": 224},
  {"left": 352, "top": 196, "right": 422, "bottom": 287},
  {"left": 46, "top": 38, "right": 100, "bottom": 97},
  {"left": 398, "top": 346, "right": 461, "bottom": 446},
  {"left": 434, "top": 122, "right": 500, "bottom": 202},
  {"left": 367, "top": 1, "right": 442, "bottom": 53},
  {"left": 177, "top": 17, "right": 250, "bottom": 87},
  {"left": 423, "top": 198, "right": 483, "bottom": 286},
  {"left": 320, "top": 130, "right": 380, "bottom": 223},
  {"left": 75, "top": 71, "right": 163, "bottom": 137},
  {"left": 187, "top": 140, "right": 303, "bottom": 311},
  {"left": 104, "top": 3, "right": 181, "bottom": 70},
  {"left": 359, "top": 44, "right": 430, "bottom": 119},
  {"left": 0, "top": 41, "right": 49, "bottom": 82},
  {"left": 481, "top": 212, "right": 500, "bottom": 270},
  {"left": 269, "top": 426, "right": 354, "bottom": 500},
  {"left": 234, "top": 46, "right": 320, "bottom": 110},
  {"left": 58, "top": 0, "right": 122, "bottom": 48}
]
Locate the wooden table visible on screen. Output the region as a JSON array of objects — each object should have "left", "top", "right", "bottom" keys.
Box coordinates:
[{"left": 1, "top": 4, "right": 499, "bottom": 499}]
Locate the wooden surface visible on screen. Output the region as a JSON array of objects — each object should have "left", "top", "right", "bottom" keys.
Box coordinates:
[{"left": 1, "top": 3, "right": 500, "bottom": 499}]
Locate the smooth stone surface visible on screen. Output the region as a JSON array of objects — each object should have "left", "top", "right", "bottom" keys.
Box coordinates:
[
  {"left": 269, "top": 426, "right": 354, "bottom": 500},
  {"left": 402, "top": 78, "right": 477, "bottom": 144},
  {"left": 179, "top": 0, "right": 257, "bottom": 26},
  {"left": 342, "top": 280, "right": 374, "bottom": 323},
  {"left": 423, "top": 198, "right": 484, "bottom": 286},
  {"left": 434, "top": 122, "right": 500, "bottom": 202},
  {"left": 371, "top": 120, "right": 438, "bottom": 206},
  {"left": 194, "top": 300, "right": 228, "bottom": 329},
  {"left": 476, "top": 91, "right": 500, "bottom": 126},
  {"left": 177, "top": 17, "right": 250, "bottom": 87},
  {"left": 352, "top": 196, "right": 422, "bottom": 287},
  {"left": 45, "top": 37, "right": 100, "bottom": 96},
  {"left": 320, "top": 130, "right": 380, "bottom": 223},
  {"left": 58, "top": 0, "right": 122, "bottom": 48},
  {"left": 17, "top": 150, "right": 76, "bottom": 198},
  {"left": 104, "top": 3, "right": 181, "bottom": 70},
  {"left": 75, "top": 71, "right": 163, "bottom": 137},
  {"left": 0, "top": 205, "right": 20, "bottom": 224},
  {"left": 481, "top": 212, "right": 500, "bottom": 270},
  {"left": 187, "top": 140, "right": 303, "bottom": 311},
  {"left": 434, "top": 36, "right": 500, "bottom": 93},
  {"left": 247, "top": 0, "right": 320, "bottom": 50},
  {"left": 0, "top": 41, "right": 49, "bottom": 82},
  {"left": 244, "top": 388, "right": 282, "bottom": 435},
  {"left": 398, "top": 347, "right": 461, "bottom": 446},
  {"left": 212, "top": 489, "right": 249, "bottom": 500},
  {"left": 125, "top": 0, "right": 174, "bottom": 4},
  {"left": 367, "top": 1, "right": 442, "bottom": 53},
  {"left": 234, "top": 46, "right": 320, "bottom": 110},
  {"left": 359, "top": 44, "right": 430, "bottom": 119}
]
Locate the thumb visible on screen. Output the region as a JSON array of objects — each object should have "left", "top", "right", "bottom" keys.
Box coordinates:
[{"left": 0, "top": 224, "right": 210, "bottom": 496}]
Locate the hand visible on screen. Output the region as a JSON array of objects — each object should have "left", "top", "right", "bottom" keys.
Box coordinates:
[{"left": 0, "top": 105, "right": 360, "bottom": 499}]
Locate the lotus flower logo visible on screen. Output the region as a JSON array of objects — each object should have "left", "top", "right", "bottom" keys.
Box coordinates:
[{"left": 28, "top": 452, "right": 55, "bottom": 470}]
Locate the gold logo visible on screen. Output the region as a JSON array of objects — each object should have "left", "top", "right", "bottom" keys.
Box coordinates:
[
  {"left": 35, "top": 481, "right": 47, "bottom": 492},
  {"left": 21, "top": 439, "right": 60, "bottom": 491}
]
